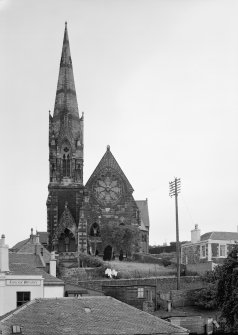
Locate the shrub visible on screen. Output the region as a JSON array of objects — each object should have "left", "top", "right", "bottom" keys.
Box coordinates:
[
  {"left": 78, "top": 254, "right": 104, "bottom": 267},
  {"left": 192, "top": 284, "right": 218, "bottom": 310},
  {"left": 162, "top": 258, "right": 171, "bottom": 267},
  {"left": 132, "top": 253, "right": 164, "bottom": 265}
]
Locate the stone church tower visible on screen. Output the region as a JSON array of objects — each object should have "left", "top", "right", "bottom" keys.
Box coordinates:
[
  {"left": 46, "top": 23, "right": 149, "bottom": 258},
  {"left": 47, "top": 23, "right": 85, "bottom": 252}
]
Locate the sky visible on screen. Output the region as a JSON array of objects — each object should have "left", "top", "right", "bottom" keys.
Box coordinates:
[{"left": 1, "top": 0, "right": 238, "bottom": 248}]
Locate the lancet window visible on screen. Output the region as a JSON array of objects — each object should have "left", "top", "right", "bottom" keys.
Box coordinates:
[{"left": 62, "top": 145, "right": 71, "bottom": 177}]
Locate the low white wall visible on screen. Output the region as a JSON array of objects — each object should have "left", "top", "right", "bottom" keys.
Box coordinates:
[{"left": 44, "top": 285, "right": 64, "bottom": 298}]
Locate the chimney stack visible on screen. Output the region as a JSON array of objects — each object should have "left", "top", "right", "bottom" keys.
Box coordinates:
[
  {"left": 0, "top": 234, "right": 9, "bottom": 272},
  {"left": 36, "top": 231, "right": 40, "bottom": 244},
  {"left": 191, "top": 224, "right": 201, "bottom": 243},
  {"left": 50, "top": 251, "right": 56, "bottom": 277}
]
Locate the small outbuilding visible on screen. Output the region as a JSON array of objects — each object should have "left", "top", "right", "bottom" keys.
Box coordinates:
[{"left": 102, "top": 283, "right": 156, "bottom": 312}]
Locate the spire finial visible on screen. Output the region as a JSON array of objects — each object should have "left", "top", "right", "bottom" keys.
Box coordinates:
[
  {"left": 65, "top": 21, "right": 67, "bottom": 28},
  {"left": 107, "top": 145, "right": 110, "bottom": 151}
]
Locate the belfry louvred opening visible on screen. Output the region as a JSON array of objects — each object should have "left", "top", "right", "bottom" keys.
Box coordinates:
[{"left": 46, "top": 23, "right": 149, "bottom": 265}]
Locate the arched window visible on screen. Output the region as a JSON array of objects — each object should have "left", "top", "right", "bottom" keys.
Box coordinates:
[
  {"left": 90, "top": 223, "right": 100, "bottom": 237},
  {"left": 66, "top": 154, "right": 70, "bottom": 176}
]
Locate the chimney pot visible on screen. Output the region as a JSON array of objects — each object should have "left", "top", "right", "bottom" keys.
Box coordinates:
[
  {"left": 0, "top": 234, "right": 9, "bottom": 272},
  {"left": 191, "top": 225, "right": 201, "bottom": 243},
  {"left": 36, "top": 232, "right": 40, "bottom": 244}
]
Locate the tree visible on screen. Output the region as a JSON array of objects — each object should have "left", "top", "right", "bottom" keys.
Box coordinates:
[
  {"left": 100, "top": 222, "right": 140, "bottom": 259},
  {"left": 216, "top": 246, "right": 238, "bottom": 331},
  {"left": 192, "top": 245, "right": 238, "bottom": 331},
  {"left": 192, "top": 266, "right": 221, "bottom": 310},
  {"left": 121, "top": 225, "right": 140, "bottom": 256},
  {"left": 192, "top": 283, "right": 218, "bottom": 310}
]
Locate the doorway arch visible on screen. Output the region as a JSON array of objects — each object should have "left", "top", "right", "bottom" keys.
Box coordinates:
[
  {"left": 58, "top": 228, "right": 76, "bottom": 252},
  {"left": 103, "top": 245, "right": 112, "bottom": 261}
]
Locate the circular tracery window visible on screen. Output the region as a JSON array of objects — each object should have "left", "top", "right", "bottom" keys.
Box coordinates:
[{"left": 93, "top": 169, "right": 122, "bottom": 206}]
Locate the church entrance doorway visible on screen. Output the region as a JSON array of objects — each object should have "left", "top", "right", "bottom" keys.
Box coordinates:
[
  {"left": 58, "top": 228, "right": 76, "bottom": 252},
  {"left": 103, "top": 245, "right": 112, "bottom": 261}
]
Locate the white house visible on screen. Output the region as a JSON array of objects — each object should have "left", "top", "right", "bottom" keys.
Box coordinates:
[
  {"left": 0, "top": 235, "right": 64, "bottom": 316},
  {"left": 181, "top": 225, "right": 238, "bottom": 274}
]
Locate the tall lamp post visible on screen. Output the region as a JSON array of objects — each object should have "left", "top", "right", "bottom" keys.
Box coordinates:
[{"left": 169, "top": 177, "right": 181, "bottom": 290}]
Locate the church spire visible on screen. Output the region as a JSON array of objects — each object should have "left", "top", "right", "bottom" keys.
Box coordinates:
[{"left": 53, "top": 22, "right": 79, "bottom": 119}]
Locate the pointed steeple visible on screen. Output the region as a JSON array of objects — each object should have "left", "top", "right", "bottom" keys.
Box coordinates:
[{"left": 53, "top": 22, "right": 79, "bottom": 119}]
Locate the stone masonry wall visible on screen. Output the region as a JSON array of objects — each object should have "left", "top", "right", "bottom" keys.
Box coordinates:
[
  {"left": 77, "top": 276, "right": 204, "bottom": 294},
  {"left": 185, "top": 262, "right": 214, "bottom": 275},
  {"left": 181, "top": 244, "right": 204, "bottom": 264}
]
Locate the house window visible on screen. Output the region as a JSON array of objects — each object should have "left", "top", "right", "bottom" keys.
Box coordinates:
[
  {"left": 201, "top": 244, "right": 206, "bottom": 258},
  {"left": 12, "top": 325, "right": 22, "bottom": 334},
  {"left": 16, "top": 292, "right": 31, "bottom": 307},
  {"left": 137, "top": 287, "right": 144, "bottom": 298},
  {"left": 219, "top": 245, "right": 226, "bottom": 257}
]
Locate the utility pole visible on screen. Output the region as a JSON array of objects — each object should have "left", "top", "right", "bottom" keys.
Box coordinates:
[{"left": 169, "top": 177, "right": 181, "bottom": 290}]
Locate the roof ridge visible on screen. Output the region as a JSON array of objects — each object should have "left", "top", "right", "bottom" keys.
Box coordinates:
[
  {"left": 203, "top": 230, "right": 238, "bottom": 233},
  {"left": 11, "top": 238, "right": 29, "bottom": 251}
]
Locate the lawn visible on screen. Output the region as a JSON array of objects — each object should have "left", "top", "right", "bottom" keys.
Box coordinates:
[{"left": 104, "top": 260, "right": 176, "bottom": 278}]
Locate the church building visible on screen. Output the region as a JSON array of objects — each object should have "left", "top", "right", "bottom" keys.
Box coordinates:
[{"left": 46, "top": 23, "right": 149, "bottom": 260}]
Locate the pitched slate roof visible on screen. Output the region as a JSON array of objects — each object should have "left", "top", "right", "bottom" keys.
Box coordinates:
[
  {"left": 136, "top": 199, "right": 150, "bottom": 229},
  {"left": 9, "top": 253, "right": 45, "bottom": 268},
  {"left": 10, "top": 235, "right": 51, "bottom": 264},
  {"left": 8, "top": 263, "right": 64, "bottom": 286},
  {"left": 11, "top": 233, "right": 48, "bottom": 251},
  {"left": 0, "top": 297, "right": 188, "bottom": 335},
  {"left": 201, "top": 231, "right": 238, "bottom": 241},
  {"left": 11, "top": 238, "right": 28, "bottom": 252},
  {"left": 11, "top": 232, "right": 49, "bottom": 251}
]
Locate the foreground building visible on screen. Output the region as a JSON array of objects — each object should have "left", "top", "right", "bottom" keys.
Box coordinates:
[
  {"left": 0, "top": 235, "right": 64, "bottom": 316},
  {"left": 0, "top": 297, "right": 188, "bottom": 335},
  {"left": 46, "top": 23, "right": 149, "bottom": 260},
  {"left": 181, "top": 224, "right": 238, "bottom": 274}
]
